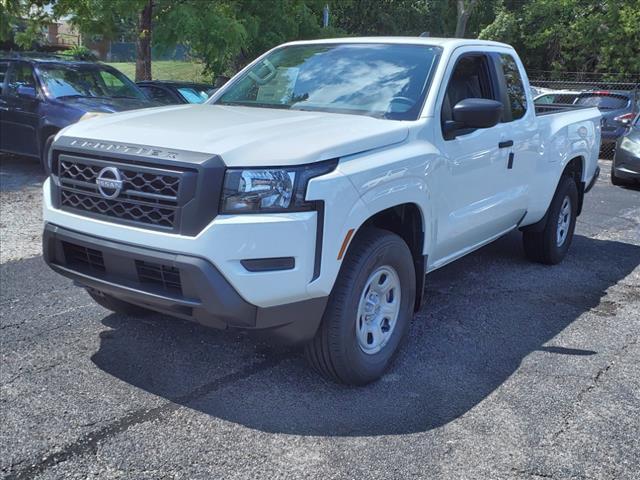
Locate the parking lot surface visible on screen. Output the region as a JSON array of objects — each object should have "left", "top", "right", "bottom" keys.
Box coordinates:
[{"left": 1, "top": 156, "right": 639, "bottom": 480}]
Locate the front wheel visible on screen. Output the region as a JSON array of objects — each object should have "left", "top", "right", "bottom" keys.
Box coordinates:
[
  {"left": 304, "top": 228, "right": 416, "bottom": 385},
  {"left": 523, "top": 175, "right": 578, "bottom": 265},
  {"left": 40, "top": 134, "right": 55, "bottom": 172}
]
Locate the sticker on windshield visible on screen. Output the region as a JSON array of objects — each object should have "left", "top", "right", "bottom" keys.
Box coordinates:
[{"left": 256, "top": 67, "right": 299, "bottom": 104}]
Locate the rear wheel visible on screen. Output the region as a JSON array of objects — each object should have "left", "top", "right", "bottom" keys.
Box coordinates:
[
  {"left": 87, "top": 289, "right": 152, "bottom": 316},
  {"left": 523, "top": 175, "right": 578, "bottom": 265},
  {"left": 304, "top": 228, "right": 416, "bottom": 385}
]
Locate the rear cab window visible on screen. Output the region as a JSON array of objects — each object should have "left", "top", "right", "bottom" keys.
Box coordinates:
[{"left": 497, "top": 53, "right": 527, "bottom": 121}]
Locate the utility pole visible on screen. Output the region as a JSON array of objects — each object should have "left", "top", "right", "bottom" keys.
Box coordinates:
[{"left": 323, "top": 4, "right": 329, "bottom": 28}]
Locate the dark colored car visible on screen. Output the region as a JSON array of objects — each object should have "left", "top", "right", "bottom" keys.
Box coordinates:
[
  {"left": 573, "top": 90, "right": 639, "bottom": 156},
  {"left": 611, "top": 113, "right": 640, "bottom": 186},
  {"left": 136, "top": 80, "right": 215, "bottom": 105},
  {"left": 0, "top": 54, "right": 155, "bottom": 166}
]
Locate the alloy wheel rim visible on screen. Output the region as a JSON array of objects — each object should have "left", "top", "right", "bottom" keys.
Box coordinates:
[
  {"left": 556, "top": 195, "right": 572, "bottom": 247},
  {"left": 356, "top": 266, "right": 401, "bottom": 355}
]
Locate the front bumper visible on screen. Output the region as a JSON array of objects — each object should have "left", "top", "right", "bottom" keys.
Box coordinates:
[
  {"left": 43, "top": 178, "right": 324, "bottom": 308},
  {"left": 613, "top": 146, "right": 640, "bottom": 181},
  {"left": 43, "top": 223, "right": 327, "bottom": 344}
]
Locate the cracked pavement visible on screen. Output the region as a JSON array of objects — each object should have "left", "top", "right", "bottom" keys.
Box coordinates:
[{"left": 1, "top": 157, "right": 639, "bottom": 479}]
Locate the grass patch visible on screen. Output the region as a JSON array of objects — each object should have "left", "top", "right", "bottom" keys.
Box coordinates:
[{"left": 106, "top": 60, "right": 210, "bottom": 84}]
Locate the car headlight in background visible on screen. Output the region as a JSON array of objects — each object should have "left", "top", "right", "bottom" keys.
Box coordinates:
[
  {"left": 220, "top": 160, "right": 337, "bottom": 213},
  {"left": 620, "top": 137, "right": 640, "bottom": 157}
]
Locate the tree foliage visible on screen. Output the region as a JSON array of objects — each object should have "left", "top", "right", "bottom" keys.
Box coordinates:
[
  {"left": 2, "top": 0, "right": 638, "bottom": 79},
  {"left": 1, "top": 0, "right": 54, "bottom": 48},
  {"left": 479, "top": 0, "right": 640, "bottom": 75}
]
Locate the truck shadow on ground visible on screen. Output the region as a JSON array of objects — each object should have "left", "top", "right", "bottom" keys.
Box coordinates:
[
  {"left": 0, "top": 154, "right": 46, "bottom": 192},
  {"left": 91, "top": 232, "right": 640, "bottom": 436}
]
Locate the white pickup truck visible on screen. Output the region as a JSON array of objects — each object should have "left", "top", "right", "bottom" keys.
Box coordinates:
[{"left": 43, "top": 37, "right": 601, "bottom": 384}]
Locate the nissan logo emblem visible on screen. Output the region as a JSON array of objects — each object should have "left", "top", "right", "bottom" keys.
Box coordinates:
[{"left": 96, "top": 167, "right": 124, "bottom": 199}]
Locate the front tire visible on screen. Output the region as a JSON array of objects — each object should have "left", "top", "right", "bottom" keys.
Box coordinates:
[
  {"left": 305, "top": 228, "right": 416, "bottom": 385},
  {"left": 40, "top": 134, "right": 55, "bottom": 172},
  {"left": 523, "top": 175, "right": 578, "bottom": 265}
]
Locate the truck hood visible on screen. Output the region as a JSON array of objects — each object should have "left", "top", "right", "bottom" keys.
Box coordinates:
[{"left": 61, "top": 104, "right": 410, "bottom": 166}]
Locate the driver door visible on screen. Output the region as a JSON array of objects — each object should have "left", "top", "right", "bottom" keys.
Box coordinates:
[
  {"left": 2, "top": 61, "right": 41, "bottom": 157},
  {"left": 430, "top": 49, "right": 521, "bottom": 267}
]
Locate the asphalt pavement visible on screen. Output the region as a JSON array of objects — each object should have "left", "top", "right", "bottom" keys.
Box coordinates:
[{"left": 1, "top": 157, "right": 639, "bottom": 479}]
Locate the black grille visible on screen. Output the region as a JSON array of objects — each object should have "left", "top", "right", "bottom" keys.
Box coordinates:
[
  {"left": 56, "top": 155, "right": 188, "bottom": 230},
  {"left": 61, "top": 190, "right": 175, "bottom": 228},
  {"left": 62, "top": 241, "right": 105, "bottom": 272},
  {"left": 135, "top": 260, "right": 182, "bottom": 293},
  {"left": 59, "top": 160, "right": 181, "bottom": 197}
]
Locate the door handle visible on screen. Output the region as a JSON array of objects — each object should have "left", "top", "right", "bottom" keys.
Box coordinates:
[{"left": 499, "top": 140, "right": 514, "bottom": 148}]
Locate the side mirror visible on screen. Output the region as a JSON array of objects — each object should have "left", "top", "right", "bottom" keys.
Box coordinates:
[
  {"left": 17, "top": 85, "right": 37, "bottom": 99},
  {"left": 444, "top": 98, "right": 503, "bottom": 139}
]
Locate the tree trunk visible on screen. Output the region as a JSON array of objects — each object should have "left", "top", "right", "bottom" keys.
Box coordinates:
[
  {"left": 455, "top": 0, "right": 477, "bottom": 38},
  {"left": 135, "top": 0, "right": 153, "bottom": 81}
]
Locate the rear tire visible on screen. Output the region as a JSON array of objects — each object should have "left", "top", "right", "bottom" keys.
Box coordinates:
[
  {"left": 523, "top": 175, "right": 578, "bottom": 265},
  {"left": 87, "top": 289, "right": 152, "bottom": 316},
  {"left": 304, "top": 228, "right": 416, "bottom": 385}
]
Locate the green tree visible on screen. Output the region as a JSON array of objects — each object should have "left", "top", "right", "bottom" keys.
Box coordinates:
[
  {"left": 479, "top": 0, "right": 640, "bottom": 76},
  {"left": 55, "top": 0, "right": 327, "bottom": 80},
  {"left": 1, "top": 0, "right": 55, "bottom": 49}
]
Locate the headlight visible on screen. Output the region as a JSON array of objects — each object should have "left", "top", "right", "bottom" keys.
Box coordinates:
[
  {"left": 620, "top": 137, "right": 640, "bottom": 156},
  {"left": 220, "top": 160, "right": 337, "bottom": 213}
]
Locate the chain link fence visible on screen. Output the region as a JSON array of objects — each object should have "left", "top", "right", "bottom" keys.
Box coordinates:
[{"left": 528, "top": 71, "right": 640, "bottom": 158}]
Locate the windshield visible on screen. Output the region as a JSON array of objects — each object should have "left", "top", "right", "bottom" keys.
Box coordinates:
[
  {"left": 214, "top": 43, "right": 441, "bottom": 120},
  {"left": 38, "top": 64, "right": 145, "bottom": 100},
  {"left": 574, "top": 93, "right": 629, "bottom": 110},
  {"left": 178, "top": 86, "right": 211, "bottom": 104}
]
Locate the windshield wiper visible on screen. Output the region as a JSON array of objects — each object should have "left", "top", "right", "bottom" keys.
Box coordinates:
[
  {"left": 218, "top": 101, "right": 291, "bottom": 110},
  {"left": 57, "top": 94, "right": 139, "bottom": 100},
  {"left": 56, "top": 94, "right": 93, "bottom": 100}
]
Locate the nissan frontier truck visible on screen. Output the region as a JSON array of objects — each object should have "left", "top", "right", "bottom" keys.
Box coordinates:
[{"left": 42, "top": 38, "right": 601, "bottom": 384}]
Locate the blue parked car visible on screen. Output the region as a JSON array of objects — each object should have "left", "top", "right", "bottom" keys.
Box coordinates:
[
  {"left": 0, "top": 54, "right": 156, "bottom": 168},
  {"left": 573, "top": 90, "right": 639, "bottom": 157}
]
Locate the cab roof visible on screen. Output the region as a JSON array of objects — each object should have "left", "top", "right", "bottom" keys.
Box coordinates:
[
  {"left": 0, "top": 52, "right": 100, "bottom": 66},
  {"left": 282, "top": 36, "right": 512, "bottom": 49}
]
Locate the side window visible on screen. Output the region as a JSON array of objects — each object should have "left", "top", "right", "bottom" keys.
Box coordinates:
[
  {"left": 499, "top": 54, "right": 527, "bottom": 121},
  {"left": 0, "top": 62, "right": 9, "bottom": 94},
  {"left": 441, "top": 54, "right": 494, "bottom": 125},
  {"left": 6, "top": 62, "right": 37, "bottom": 97},
  {"left": 99, "top": 70, "right": 127, "bottom": 95},
  {"left": 140, "top": 85, "right": 174, "bottom": 104}
]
